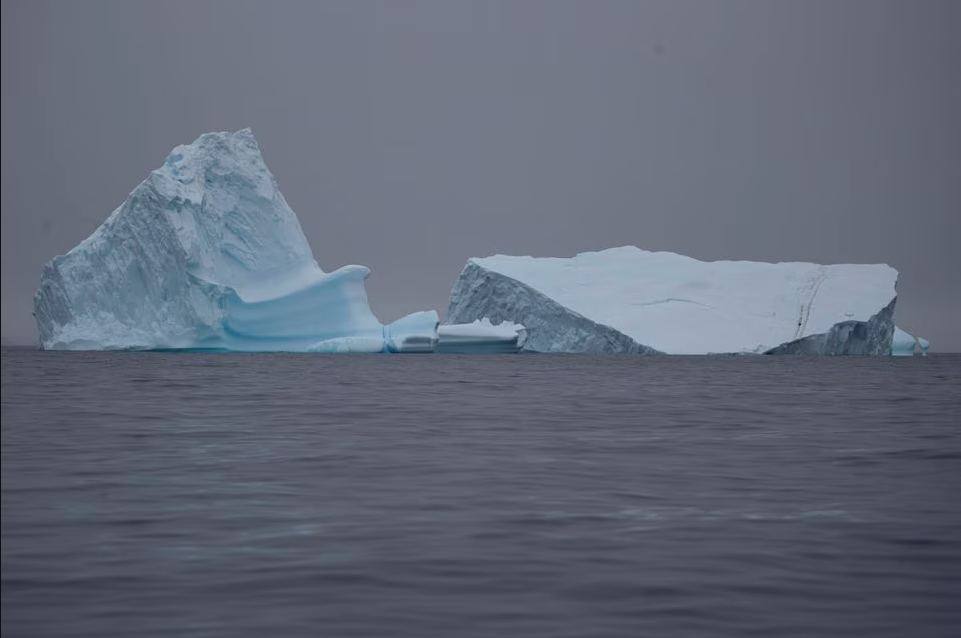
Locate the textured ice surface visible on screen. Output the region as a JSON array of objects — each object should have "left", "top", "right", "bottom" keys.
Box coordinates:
[
  {"left": 437, "top": 318, "right": 527, "bottom": 354},
  {"left": 446, "top": 247, "right": 899, "bottom": 355},
  {"left": 33, "top": 129, "right": 435, "bottom": 352},
  {"left": 891, "top": 327, "right": 930, "bottom": 356}
]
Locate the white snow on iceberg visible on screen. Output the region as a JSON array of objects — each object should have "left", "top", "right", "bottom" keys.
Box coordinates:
[
  {"left": 446, "top": 247, "right": 900, "bottom": 355},
  {"left": 33, "top": 129, "right": 436, "bottom": 352}
]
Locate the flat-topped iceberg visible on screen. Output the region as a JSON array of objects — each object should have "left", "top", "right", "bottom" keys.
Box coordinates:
[
  {"left": 33, "top": 129, "right": 436, "bottom": 352},
  {"left": 446, "top": 246, "right": 901, "bottom": 355}
]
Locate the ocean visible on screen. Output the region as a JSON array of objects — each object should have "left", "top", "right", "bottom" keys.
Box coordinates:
[{"left": 2, "top": 348, "right": 960, "bottom": 637}]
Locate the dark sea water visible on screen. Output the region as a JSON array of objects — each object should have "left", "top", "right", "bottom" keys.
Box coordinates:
[{"left": 2, "top": 348, "right": 960, "bottom": 637}]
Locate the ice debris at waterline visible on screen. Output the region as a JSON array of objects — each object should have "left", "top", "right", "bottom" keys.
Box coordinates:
[
  {"left": 436, "top": 319, "right": 527, "bottom": 354},
  {"left": 446, "top": 246, "right": 906, "bottom": 355},
  {"left": 891, "top": 327, "right": 930, "bottom": 356},
  {"left": 32, "top": 128, "right": 442, "bottom": 352}
]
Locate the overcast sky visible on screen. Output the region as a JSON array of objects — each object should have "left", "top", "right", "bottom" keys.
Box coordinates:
[{"left": 2, "top": 0, "right": 959, "bottom": 349}]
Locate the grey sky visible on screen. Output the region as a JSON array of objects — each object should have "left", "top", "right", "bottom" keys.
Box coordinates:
[{"left": 3, "top": 0, "right": 959, "bottom": 349}]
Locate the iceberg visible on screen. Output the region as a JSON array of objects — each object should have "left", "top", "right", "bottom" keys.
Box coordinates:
[
  {"left": 436, "top": 318, "right": 527, "bottom": 353},
  {"left": 445, "top": 247, "right": 900, "bottom": 355},
  {"left": 891, "top": 327, "right": 930, "bottom": 356},
  {"left": 33, "top": 128, "right": 437, "bottom": 352}
]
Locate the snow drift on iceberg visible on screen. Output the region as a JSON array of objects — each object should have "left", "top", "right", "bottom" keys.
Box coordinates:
[
  {"left": 33, "top": 128, "right": 436, "bottom": 352},
  {"left": 445, "top": 247, "right": 900, "bottom": 355}
]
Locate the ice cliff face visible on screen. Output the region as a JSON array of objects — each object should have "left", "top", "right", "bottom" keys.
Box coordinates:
[
  {"left": 34, "top": 129, "right": 436, "bottom": 351},
  {"left": 446, "top": 247, "right": 899, "bottom": 355}
]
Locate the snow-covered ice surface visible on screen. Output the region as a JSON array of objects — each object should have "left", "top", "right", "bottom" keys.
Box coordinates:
[
  {"left": 33, "top": 129, "right": 436, "bottom": 352},
  {"left": 437, "top": 318, "right": 527, "bottom": 354},
  {"left": 446, "top": 247, "right": 899, "bottom": 355}
]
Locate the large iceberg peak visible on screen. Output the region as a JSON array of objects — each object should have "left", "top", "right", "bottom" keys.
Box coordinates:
[
  {"left": 33, "top": 129, "right": 436, "bottom": 352},
  {"left": 146, "top": 127, "right": 322, "bottom": 298}
]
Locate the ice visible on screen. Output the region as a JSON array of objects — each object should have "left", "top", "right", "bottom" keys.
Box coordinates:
[
  {"left": 446, "top": 246, "right": 900, "bottom": 355},
  {"left": 306, "top": 337, "right": 386, "bottom": 354},
  {"left": 437, "top": 318, "right": 527, "bottom": 354},
  {"left": 33, "top": 129, "right": 436, "bottom": 352},
  {"left": 31, "top": 129, "right": 919, "bottom": 356},
  {"left": 384, "top": 311, "right": 440, "bottom": 353},
  {"left": 891, "top": 326, "right": 930, "bottom": 356}
]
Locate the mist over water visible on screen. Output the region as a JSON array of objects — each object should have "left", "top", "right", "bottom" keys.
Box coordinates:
[{"left": 3, "top": 349, "right": 960, "bottom": 636}]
